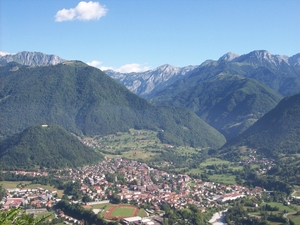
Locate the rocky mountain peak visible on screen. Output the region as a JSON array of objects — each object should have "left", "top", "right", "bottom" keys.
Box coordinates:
[
  {"left": 0, "top": 51, "right": 10, "bottom": 56},
  {"left": 155, "top": 64, "right": 181, "bottom": 75},
  {"left": 288, "top": 53, "right": 300, "bottom": 67},
  {"left": 250, "top": 50, "right": 272, "bottom": 58},
  {"left": 0, "top": 51, "right": 65, "bottom": 66},
  {"left": 218, "top": 52, "right": 240, "bottom": 61},
  {"left": 233, "top": 50, "right": 290, "bottom": 67}
]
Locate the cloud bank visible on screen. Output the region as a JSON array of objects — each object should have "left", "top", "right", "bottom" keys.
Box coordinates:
[
  {"left": 55, "top": 1, "right": 107, "bottom": 22},
  {"left": 87, "top": 60, "right": 102, "bottom": 67},
  {"left": 87, "top": 61, "right": 150, "bottom": 73},
  {"left": 114, "top": 63, "right": 150, "bottom": 73}
]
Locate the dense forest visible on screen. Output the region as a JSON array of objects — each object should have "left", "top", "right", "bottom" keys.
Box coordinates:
[
  {"left": 0, "top": 124, "right": 104, "bottom": 169},
  {"left": 0, "top": 61, "right": 225, "bottom": 149},
  {"left": 151, "top": 74, "right": 282, "bottom": 140},
  {"left": 223, "top": 93, "right": 300, "bottom": 157}
]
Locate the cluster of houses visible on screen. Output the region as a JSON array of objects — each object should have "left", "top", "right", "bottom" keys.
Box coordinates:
[
  {"left": 54, "top": 157, "right": 264, "bottom": 210},
  {"left": 2, "top": 170, "right": 49, "bottom": 177},
  {"left": 1, "top": 187, "right": 57, "bottom": 209},
  {"left": 0, "top": 157, "right": 265, "bottom": 225},
  {"left": 57, "top": 211, "right": 83, "bottom": 224},
  {"left": 239, "top": 150, "right": 275, "bottom": 170}
]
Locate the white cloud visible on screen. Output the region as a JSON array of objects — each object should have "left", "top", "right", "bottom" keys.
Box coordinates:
[
  {"left": 87, "top": 60, "right": 150, "bottom": 73},
  {"left": 55, "top": 1, "right": 107, "bottom": 22},
  {"left": 116, "top": 63, "right": 150, "bottom": 73},
  {"left": 87, "top": 60, "right": 102, "bottom": 67},
  {"left": 100, "top": 66, "right": 114, "bottom": 71}
]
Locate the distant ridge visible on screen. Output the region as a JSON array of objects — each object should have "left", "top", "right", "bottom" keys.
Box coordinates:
[
  {"left": 105, "top": 64, "right": 197, "bottom": 98},
  {"left": 107, "top": 50, "right": 300, "bottom": 97},
  {"left": 222, "top": 92, "right": 300, "bottom": 157},
  {"left": 0, "top": 51, "right": 65, "bottom": 66}
]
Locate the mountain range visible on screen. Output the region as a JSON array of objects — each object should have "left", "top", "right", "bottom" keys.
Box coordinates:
[
  {"left": 0, "top": 60, "right": 225, "bottom": 149},
  {"left": 106, "top": 50, "right": 300, "bottom": 98},
  {"left": 105, "top": 64, "right": 197, "bottom": 98},
  {"left": 105, "top": 50, "right": 299, "bottom": 139},
  {"left": 1, "top": 50, "right": 300, "bottom": 160}
]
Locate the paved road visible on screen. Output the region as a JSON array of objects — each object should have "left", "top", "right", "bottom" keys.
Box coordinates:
[
  {"left": 283, "top": 211, "right": 297, "bottom": 218},
  {"left": 209, "top": 210, "right": 228, "bottom": 225}
]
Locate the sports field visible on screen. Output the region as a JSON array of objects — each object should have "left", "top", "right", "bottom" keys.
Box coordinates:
[{"left": 104, "top": 205, "right": 139, "bottom": 220}]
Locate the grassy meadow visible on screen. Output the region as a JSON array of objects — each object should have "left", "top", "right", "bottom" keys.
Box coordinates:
[
  {"left": 245, "top": 201, "right": 300, "bottom": 225},
  {"left": 91, "top": 129, "right": 166, "bottom": 161},
  {"left": 0, "top": 181, "right": 31, "bottom": 188}
]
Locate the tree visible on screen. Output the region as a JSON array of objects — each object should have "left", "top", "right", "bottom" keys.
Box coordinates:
[
  {"left": 0, "top": 185, "right": 6, "bottom": 199},
  {"left": 0, "top": 208, "right": 50, "bottom": 224},
  {"left": 109, "top": 193, "right": 121, "bottom": 204},
  {"left": 82, "top": 194, "right": 92, "bottom": 203}
]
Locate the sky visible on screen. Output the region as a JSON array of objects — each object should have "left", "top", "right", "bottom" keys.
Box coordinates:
[{"left": 1, "top": 0, "right": 300, "bottom": 73}]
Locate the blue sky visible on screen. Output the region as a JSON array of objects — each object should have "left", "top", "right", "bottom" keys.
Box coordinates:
[{"left": 1, "top": 0, "right": 299, "bottom": 72}]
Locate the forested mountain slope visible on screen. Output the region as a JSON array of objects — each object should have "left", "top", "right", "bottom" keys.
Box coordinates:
[
  {"left": 151, "top": 74, "right": 283, "bottom": 140},
  {"left": 0, "top": 61, "right": 225, "bottom": 148},
  {"left": 222, "top": 92, "right": 300, "bottom": 157},
  {"left": 0, "top": 124, "right": 103, "bottom": 169}
]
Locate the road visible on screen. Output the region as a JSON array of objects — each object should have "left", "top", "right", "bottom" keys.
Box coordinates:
[{"left": 209, "top": 210, "right": 228, "bottom": 225}]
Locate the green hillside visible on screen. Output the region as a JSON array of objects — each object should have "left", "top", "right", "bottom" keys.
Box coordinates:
[
  {"left": 223, "top": 93, "right": 300, "bottom": 157},
  {"left": 0, "top": 61, "right": 225, "bottom": 148},
  {"left": 0, "top": 124, "right": 104, "bottom": 169},
  {"left": 151, "top": 74, "right": 282, "bottom": 140}
]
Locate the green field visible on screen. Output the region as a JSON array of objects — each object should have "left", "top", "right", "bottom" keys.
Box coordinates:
[
  {"left": 208, "top": 174, "right": 237, "bottom": 184},
  {"left": 91, "top": 129, "right": 167, "bottom": 161},
  {"left": 247, "top": 202, "right": 300, "bottom": 225},
  {"left": 264, "top": 202, "right": 295, "bottom": 213},
  {"left": 121, "top": 149, "right": 156, "bottom": 160},
  {"left": 26, "top": 183, "right": 56, "bottom": 190},
  {"left": 188, "top": 157, "right": 243, "bottom": 184},
  {"left": 173, "top": 146, "right": 203, "bottom": 156},
  {"left": 137, "top": 208, "right": 147, "bottom": 217},
  {"left": 199, "top": 158, "right": 243, "bottom": 170},
  {"left": 109, "top": 207, "right": 136, "bottom": 217},
  {"left": 0, "top": 181, "right": 31, "bottom": 188},
  {"left": 91, "top": 203, "right": 146, "bottom": 218},
  {"left": 91, "top": 129, "right": 206, "bottom": 164},
  {"left": 288, "top": 214, "right": 300, "bottom": 224},
  {"left": 200, "top": 158, "right": 231, "bottom": 166}
]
